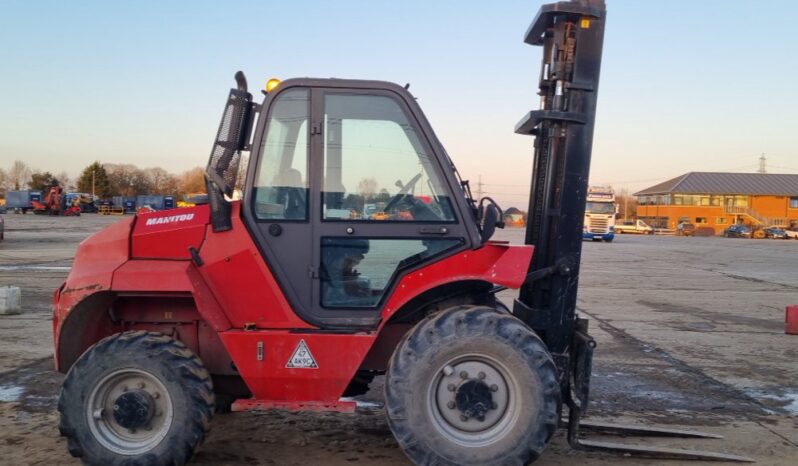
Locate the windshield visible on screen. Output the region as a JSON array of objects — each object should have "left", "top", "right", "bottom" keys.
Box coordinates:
[{"left": 585, "top": 201, "right": 615, "bottom": 215}]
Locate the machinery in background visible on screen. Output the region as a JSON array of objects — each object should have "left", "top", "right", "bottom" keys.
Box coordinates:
[{"left": 31, "top": 186, "right": 81, "bottom": 216}]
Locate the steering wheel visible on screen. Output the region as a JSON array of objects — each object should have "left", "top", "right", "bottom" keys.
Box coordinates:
[{"left": 383, "top": 173, "right": 423, "bottom": 213}]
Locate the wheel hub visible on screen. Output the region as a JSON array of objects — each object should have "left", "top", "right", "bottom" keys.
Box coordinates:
[
  {"left": 454, "top": 380, "right": 494, "bottom": 421},
  {"left": 433, "top": 358, "right": 511, "bottom": 434},
  {"left": 86, "top": 368, "right": 174, "bottom": 455},
  {"left": 112, "top": 390, "right": 155, "bottom": 429}
]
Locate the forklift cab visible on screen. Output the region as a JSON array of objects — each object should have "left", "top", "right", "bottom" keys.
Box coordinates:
[{"left": 229, "top": 78, "right": 484, "bottom": 328}]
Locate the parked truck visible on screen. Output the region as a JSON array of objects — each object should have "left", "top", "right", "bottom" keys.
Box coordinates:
[
  {"left": 614, "top": 219, "right": 654, "bottom": 235},
  {"left": 583, "top": 186, "right": 616, "bottom": 242}
]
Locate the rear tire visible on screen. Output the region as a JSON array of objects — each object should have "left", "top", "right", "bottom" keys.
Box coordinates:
[
  {"left": 385, "top": 306, "right": 560, "bottom": 466},
  {"left": 58, "top": 331, "right": 214, "bottom": 466}
]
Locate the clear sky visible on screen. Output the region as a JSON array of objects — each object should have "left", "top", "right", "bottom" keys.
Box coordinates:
[{"left": 1, "top": 0, "right": 796, "bottom": 208}]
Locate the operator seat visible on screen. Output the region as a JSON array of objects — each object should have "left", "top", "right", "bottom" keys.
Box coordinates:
[
  {"left": 273, "top": 168, "right": 306, "bottom": 219},
  {"left": 320, "top": 238, "right": 373, "bottom": 307}
]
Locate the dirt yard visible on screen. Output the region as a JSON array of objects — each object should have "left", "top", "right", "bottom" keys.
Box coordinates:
[{"left": 0, "top": 213, "right": 795, "bottom": 465}]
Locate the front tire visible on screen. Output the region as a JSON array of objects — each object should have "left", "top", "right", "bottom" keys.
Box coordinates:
[
  {"left": 385, "top": 306, "right": 560, "bottom": 466},
  {"left": 58, "top": 331, "right": 214, "bottom": 466}
]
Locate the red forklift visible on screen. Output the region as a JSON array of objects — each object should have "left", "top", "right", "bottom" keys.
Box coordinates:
[{"left": 54, "top": 1, "right": 750, "bottom": 464}]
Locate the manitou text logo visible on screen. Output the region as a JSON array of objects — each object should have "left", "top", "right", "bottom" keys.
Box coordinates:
[{"left": 145, "top": 213, "right": 195, "bottom": 226}]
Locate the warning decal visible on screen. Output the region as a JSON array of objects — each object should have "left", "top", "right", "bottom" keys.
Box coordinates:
[{"left": 285, "top": 339, "right": 318, "bottom": 369}]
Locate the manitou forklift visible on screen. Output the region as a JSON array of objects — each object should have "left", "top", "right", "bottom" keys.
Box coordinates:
[{"left": 54, "top": 1, "right": 751, "bottom": 464}]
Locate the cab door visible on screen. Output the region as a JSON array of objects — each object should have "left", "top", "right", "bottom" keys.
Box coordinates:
[
  {"left": 245, "top": 82, "right": 475, "bottom": 329},
  {"left": 247, "top": 88, "right": 314, "bottom": 314},
  {"left": 307, "top": 88, "right": 469, "bottom": 326}
]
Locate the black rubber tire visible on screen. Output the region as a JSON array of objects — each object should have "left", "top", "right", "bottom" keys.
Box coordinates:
[
  {"left": 385, "top": 306, "right": 560, "bottom": 466},
  {"left": 58, "top": 331, "right": 214, "bottom": 466}
]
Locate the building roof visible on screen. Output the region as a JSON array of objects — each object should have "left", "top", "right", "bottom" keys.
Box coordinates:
[{"left": 634, "top": 172, "right": 798, "bottom": 196}]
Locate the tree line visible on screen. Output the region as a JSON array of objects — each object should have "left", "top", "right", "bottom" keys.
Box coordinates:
[{"left": 0, "top": 160, "right": 206, "bottom": 199}]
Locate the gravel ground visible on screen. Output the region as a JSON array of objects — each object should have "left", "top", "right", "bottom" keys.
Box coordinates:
[{"left": 0, "top": 212, "right": 795, "bottom": 465}]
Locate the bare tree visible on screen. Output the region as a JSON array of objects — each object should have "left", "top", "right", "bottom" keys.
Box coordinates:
[
  {"left": 616, "top": 188, "right": 638, "bottom": 221},
  {"left": 105, "top": 163, "right": 152, "bottom": 197},
  {"left": 56, "top": 171, "right": 73, "bottom": 191},
  {"left": 178, "top": 167, "right": 207, "bottom": 196},
  {"left": 8, "top": 160, "right": 31, "bottom": 190},
  {"left": 0, "top": 167, "right": 8, "bottom": 192},
  {"left": 144, "top": 167, "right": 179, "bottom": 195},
  {"left": 357, "top": 177, "right": 378, "bottom": 201}
]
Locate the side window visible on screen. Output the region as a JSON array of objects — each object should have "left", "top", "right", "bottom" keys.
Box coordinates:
[
  {"left": 254, "top": 89, "right": 309, "bottom": 220},
  {"left": 322, "top": 93, "right": 455, "bottom": 222},
  {"left": 320, "top": 238, "right": 460, "bottom": 308}
]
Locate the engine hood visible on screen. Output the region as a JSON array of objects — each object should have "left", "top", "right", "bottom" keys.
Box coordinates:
[{"left": 131, "top": 205, "right": 210, "bottom": 259}]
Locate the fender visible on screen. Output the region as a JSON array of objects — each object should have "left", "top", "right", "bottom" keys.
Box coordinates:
[{"left": 379, "top": 242, "right": 534, "bottom": 325}]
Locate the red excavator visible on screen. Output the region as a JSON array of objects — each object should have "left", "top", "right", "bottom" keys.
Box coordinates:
[
  {"left": 53, "top": 1, "right": 750, "bottom": 464},
  {"left": 32, "top": 186, "right": 81, "bottom": 216}
]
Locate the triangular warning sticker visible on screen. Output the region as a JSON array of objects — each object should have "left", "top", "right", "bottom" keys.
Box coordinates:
[{"left": 286, "top": 339, "right": 318, "bottom": 369}]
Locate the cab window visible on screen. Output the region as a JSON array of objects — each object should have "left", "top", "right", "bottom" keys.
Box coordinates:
[
  {"left": 254, "top": 89, "right": 309, "bottom": 220},
  {"left": 321, "top": 93, "right": 455, "bottom": 222},
  {"left": 320, "top": 238, "right": 460, "bottom": 308}
]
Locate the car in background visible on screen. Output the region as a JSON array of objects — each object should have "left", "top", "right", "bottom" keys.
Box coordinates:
[
  {"left": 724, "top": 224, "right": 752, "bottom": 238},
  {"left": 763, "top": 227, "right": 787, "bottom": 239},
  {"left": 615, "top": 219, "right": 654, "bottom": 235},
  {"left": 676, "top": 222, "right": 696, "bottom": 236},
  {"left": 785, "top": 228, "right": 798, "bottom": 240}
]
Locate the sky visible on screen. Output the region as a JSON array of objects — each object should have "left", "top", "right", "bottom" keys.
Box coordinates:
[{"left": 1, "top": 0, "right": 797, "bottom": 208}]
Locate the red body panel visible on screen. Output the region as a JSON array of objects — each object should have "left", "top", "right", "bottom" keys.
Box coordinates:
[
  {"left": 54, "top": 201, "right": 535, "bottom": 407},
  {"left": 195, "top": 209, "right": 312, "bottom": 329},
  {"left": 219, "top": 330, "right": 375, "bottom": 402},
  {"left": 131, "top": 205, "right": 209, "bottom": 259},
  {"left": 112, "top": 260, "right": 193, "bottom": 291}
]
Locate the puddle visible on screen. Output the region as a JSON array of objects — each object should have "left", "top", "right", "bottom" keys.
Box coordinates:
[
  {"left": 744, "top": 388, "right": 798, "bottom": 415},
  {"left": 0, "top": 385, "right": 24, "bottom": 402}
]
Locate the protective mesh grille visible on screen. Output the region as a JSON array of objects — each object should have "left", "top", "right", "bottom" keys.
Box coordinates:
[{"left": 207, "top": 89, "right": 250, "bottom": 196}]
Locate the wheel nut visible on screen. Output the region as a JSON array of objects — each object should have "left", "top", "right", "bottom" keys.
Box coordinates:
[
  {"left": 137, "top": 382, "right": 145, "bottom": 389},
  {"left": 121, "top": 385, "right": 128, "bottom": 392},
  {"left": 152, "top": 392, "right": 160, "bottom": 399},
  {"left": 92, "top": 408, "right": 104, "bottom": 419},
  {"left": 128, "top": 428, "right": 136, "bottom": 434},
  {"left": 459, "top": 371, "right": 469, "bottom": 379},
  {"left": 477, "top": 415, "right": 485, "bottom": 422},
  {"left": 113, "top": 404, "right": 120, "bottom": 411},
  {"left": 460, "top": 414, "right": 469, "bottom": 422},
  {"left": 442, "top": 365, "right": 454, "bottom": 376},
  {"left": 478, "top": 371, "right": 486, "bottom": 380},
  {"left": 155, "top": 411, "right": 162, "bottom": 417},
  {"left": 490, "top": 384, "right": 499, "bottom": 392},
  {"left": 447, "top": 383, "right": 456, "bottom": 392},
  {"left": 447, "top": 401, "right": 456, "bottom": 409},
  {"left": 491, "top": 402, "right": 498, "bottom": 409}
]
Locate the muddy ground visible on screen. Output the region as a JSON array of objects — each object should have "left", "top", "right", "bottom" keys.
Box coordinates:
[{"left": 0, "top": 213, "right": 795, "bottom": 465}]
